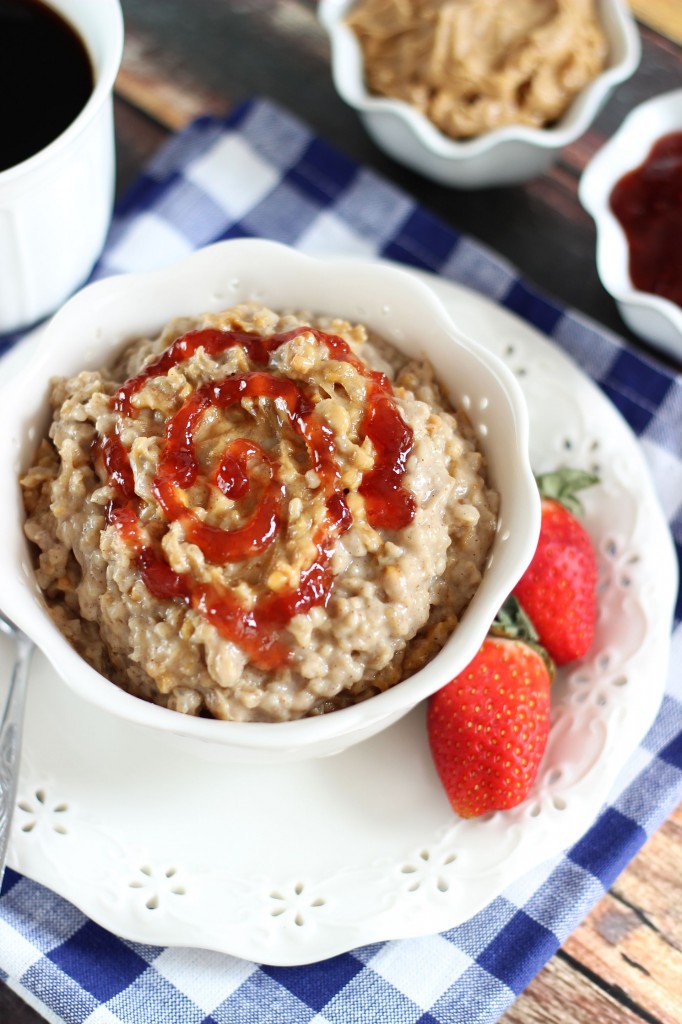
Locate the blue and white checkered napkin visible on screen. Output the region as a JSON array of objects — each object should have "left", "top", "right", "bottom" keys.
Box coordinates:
[{"left": 1, "top": 98, "right": 681, "bottom": 1024}]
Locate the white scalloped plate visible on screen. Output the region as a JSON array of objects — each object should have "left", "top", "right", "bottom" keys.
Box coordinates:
[{"left": 1, "top": 270, "right": 676, "bottom": 966}]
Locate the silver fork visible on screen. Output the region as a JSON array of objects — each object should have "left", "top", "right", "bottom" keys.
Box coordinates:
[{"left": 0, "top": 611, "right": 34, "bottom": 886}]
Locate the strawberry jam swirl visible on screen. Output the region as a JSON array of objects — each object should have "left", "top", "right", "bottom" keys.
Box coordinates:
[{"left": 95, "top": 325, "right": 416, "bottom": 669}]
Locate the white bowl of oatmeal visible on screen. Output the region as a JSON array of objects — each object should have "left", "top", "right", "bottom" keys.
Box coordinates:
[
  {"left": 0, "top": 239, "right": 539, "bottom": 761},
  {"left": 319, "top": 0, "right": 640, "bottom": 188}
]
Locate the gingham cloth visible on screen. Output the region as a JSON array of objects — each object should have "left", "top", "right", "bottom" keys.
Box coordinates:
[{"left": 1, "top": 98, "right": 681, "bottom": 1024}]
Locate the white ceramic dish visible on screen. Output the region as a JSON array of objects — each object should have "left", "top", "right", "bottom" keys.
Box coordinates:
[
  {"left": 0, "top": 239, "right": 539, "bottom": 763},
  {"left": 4, "top": 272, "right": 676, "bottom": 965},
  {"left": 319, "top": 0, "right": 640, "bottom": 188},
  {"left": 579, "top": 88, "right": 682, "bottom": 361}
]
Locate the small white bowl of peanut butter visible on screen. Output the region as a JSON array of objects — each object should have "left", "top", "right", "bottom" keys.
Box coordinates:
[{"left": 319, "top": 0, "right": 640, "bottom": 188}]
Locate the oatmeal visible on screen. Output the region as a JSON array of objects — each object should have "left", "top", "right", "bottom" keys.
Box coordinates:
[
  {"left": 21, "top": 304, "right": 498, "bottom": 722},
  {"left": 347, "top": 0, "right": 608, "bottom": 138}
]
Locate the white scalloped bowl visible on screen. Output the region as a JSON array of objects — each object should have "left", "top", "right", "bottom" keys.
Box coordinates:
[
  {"left": 579, "top": 89, "right": 682, "bottom": 360},
  {"left": 0, "top": 239, "right": 539, "bottom": 762},
  {"left": 319, "top": 0, "right": 640, "bottom": 188}
]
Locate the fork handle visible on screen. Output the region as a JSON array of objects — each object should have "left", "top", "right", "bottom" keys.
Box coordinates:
[{"left": 0, "top": 634, "right": 34, "bottom": 884}]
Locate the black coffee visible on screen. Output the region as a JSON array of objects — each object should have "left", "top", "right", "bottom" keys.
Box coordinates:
[{"left": 0, "top": 0, "right": 94, "bottom": 172}]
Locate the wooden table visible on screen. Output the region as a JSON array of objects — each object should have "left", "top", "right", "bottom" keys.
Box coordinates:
[{"left": 2, "top": 2, "right": 681, "bottom": 1021}]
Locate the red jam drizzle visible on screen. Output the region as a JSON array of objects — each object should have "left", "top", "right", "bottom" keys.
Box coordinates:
[
  {"left": 610, "top": 131, "right": 682, "bottom": 308},
  {"left": 97, "top": 325, "right": 415, "bottom": 668}
]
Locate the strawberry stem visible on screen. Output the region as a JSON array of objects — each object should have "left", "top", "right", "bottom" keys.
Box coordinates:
[
  {"left": 492, "top": 595, "right": 539, "bottom": 643},
  {"left": 491, "top": 595, "right": 556, "bottom": 683},
  {"left": 536, "top": 468, "right": 599, "bottom": 517}
]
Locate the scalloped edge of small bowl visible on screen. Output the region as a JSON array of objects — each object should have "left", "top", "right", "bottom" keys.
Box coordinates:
[
  {"left": 579, "top": 88, "right": 682, "bottom": 360},
  {"left": 0, "top": 239, "right": 540, "bottom": 761},
  {"left": 319, "top": 0, "right": 640, "bottom": 187}
]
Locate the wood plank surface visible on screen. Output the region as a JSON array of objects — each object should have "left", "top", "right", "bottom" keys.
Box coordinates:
[
  {"left": 501, "top": 952, "right": 651, "bottom": 1024},
  {"left": 115, "top": 29, "right": 228, "bottom": 131},
  {"left": 614, "top": 807, "right": 682, "bottom": 953},
  {"left": 630, "top": 0, "right": 682, "bottom": 44},
  {"left": 500, "top": 803, "right": 682, "bottom": 1024}
]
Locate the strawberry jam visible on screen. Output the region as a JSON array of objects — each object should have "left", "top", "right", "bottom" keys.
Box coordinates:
[
  {"left": 609, "top": 131, "right": 682, "bottom": 308},
  {"left": 96, "top": 325, "right": 415, "bottom": 669}
]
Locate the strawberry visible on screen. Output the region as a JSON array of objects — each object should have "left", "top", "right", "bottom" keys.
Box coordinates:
[
  {"left": 513, "top": 468, "right": 598, "bottom": 666},
  {"left": 427, "top": 598, "right": 553, "bottom": 818}
]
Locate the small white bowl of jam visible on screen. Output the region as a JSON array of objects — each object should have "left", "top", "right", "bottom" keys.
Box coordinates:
[{"left": 579, "top": 88, "right": 682, "bottom": 360}]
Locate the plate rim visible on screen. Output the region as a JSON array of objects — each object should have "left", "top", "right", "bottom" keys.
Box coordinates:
[{"left": 3, "top": 265, "right": 677, "bottom": 965}]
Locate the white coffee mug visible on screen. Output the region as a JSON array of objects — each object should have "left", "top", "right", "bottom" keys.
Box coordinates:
[{"left": 0, "top": 0, "right": 124, "bottom": 335}]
